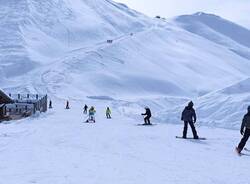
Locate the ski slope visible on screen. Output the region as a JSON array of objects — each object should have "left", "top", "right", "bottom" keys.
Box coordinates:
[
  {"left": 1, "top": 1, "right": 250, "bottom": 183},
  {"left": 0, "top": 101, "right": 249, "bottom": 184}
]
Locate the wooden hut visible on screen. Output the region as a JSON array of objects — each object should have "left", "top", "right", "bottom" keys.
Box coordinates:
[
  {"left": 0, "top": 89, "right": 47, "bottom": 122},
  {"left": 0, "top": 90, "right": 13, "bottom": 104},
  {"left": 0, "top": 90, "right": 13, "bottom": 120}
]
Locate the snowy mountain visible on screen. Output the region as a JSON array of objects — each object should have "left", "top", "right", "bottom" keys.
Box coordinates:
[
  {"left": 175, "top": 12, "right": 250, "bottom": 60},
  {"left": 1, "top": 1, "right": 250, "bottom": 128},
  {"left": 1, "top": 2, "right": 250, "bottom": 183},
  {"left": 0, "top": 0, "right": 151, "bottom": 78}
]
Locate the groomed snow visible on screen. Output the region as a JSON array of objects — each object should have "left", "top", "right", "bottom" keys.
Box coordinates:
[
  {"left": 0, "top": 101, "right": 249, "bottom": 184},
  {"left": 1, "top": 1, "right": 250, "bottom": 183}
]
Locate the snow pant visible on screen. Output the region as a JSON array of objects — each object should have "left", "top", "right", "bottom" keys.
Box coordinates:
[
  {"left": 183, "top": 121, "right": 198, "bottom": 138},
  {"left": 238, "top": 128, "right": 250, "bottom": 151},
  {"left": 106, "top": 113, "right": 111, "bottom": 119},
  {"left": 84, "top": 109, "right": 87, "bottom": 114},
  {"left": 144, "top": 116, "right": 151, "bottom": 125}
]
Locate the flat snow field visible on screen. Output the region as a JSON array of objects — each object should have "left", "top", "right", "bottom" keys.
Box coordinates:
[{"left": 0, "top": 102, "right": 249, "bottom": 184}]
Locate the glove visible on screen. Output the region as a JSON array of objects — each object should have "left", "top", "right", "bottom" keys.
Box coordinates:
[{"left": 240, "top": 129, "right": 244, "bottom": 135}]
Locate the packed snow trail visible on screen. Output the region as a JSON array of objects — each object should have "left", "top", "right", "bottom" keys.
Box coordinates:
[{"left": 0, "top": 101, "right": 249, "bottom": 184}]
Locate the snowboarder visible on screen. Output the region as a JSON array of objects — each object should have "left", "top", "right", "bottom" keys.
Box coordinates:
[
  {"left": 83, "top": 104, "right": 88, "bottom": 114},
  {"left": 141, "top": 107, "right": 152, "bottom": 125},
  {"left": 49, "top": 100, "right": 52, "bottom": 109},
  {"left": 181, "top": 101, "right": 199, "bottom": 139},
  {"left": 86, "top": 106, "right": 96, "bottom": 123},
  {"left": 236, "top": 106, "right": 250, "bottom": 155},
  {"left": 106, "top": 107, "right": 111, "bottom": 119},
  {"left": 66, "top": 101, "right": 70, "bottom": 109}
]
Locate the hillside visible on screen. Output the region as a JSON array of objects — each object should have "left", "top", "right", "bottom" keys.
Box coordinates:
[
  {"left": 1, "top": 1, "right": 250, "bottom": 128},
  {"left": 1, "top": 2, "right": 250, "bottom": 184}
]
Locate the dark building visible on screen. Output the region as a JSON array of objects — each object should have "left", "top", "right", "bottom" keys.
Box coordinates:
[{"left": 0, "top": 89, "right": 47, "bottom": 122}]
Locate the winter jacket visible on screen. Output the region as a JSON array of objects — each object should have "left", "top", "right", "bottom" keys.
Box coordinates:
[
  {"left": 89, "top": 109, "right": 96, "bottom": 116},
  {"left": 142, "top": 108, "right": 152, "bottom": 118},
  {"left": 106, "top": 108, "right": 111, "bottom": 115},
  {"left": 241, "top": 112, "right": 250, "bottom": 131},
  {"left": 181, "top": 106, "right": 196, "bottom": 123}
]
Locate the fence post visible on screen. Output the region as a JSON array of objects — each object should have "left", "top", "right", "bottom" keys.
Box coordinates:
[
  {"left": 27, "top": 94, "right": 29, "bottom": 99},
  {"left": 45, "top": 95, "right": 48, "bottom": 112},
  {"left": 18, "top": 94, "right": 20, "bottom": 99}
]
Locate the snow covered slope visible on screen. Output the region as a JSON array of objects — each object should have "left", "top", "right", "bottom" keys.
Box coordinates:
[
  {"left": 175, "top": 12, "right": 250, "bottom": 60},
  {"left": 1, "top": 1, "right": 250, "bottom": 128},
  {"left": 0, "top": 0, "right": 151, "bottom": 78},
  {"left": 0, "top": 101, "right": 249, "bottom": 184}
]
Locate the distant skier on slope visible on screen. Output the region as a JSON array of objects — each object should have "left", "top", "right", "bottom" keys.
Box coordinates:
[
  {"left": 49, "top": 100, "right": 53, "bottom": 109},
  {"left": 66, "top": 100, "right": 70, "bottom": 109},
  {"left": 106, "top": 107, "right": 111, "bottom": 119},
  {"left": 83, "top": 104, "right": 88, "bottom": 114},
  {"left": 86, "top": 106, "right": 96, "bottom": 123},
  {"left": 181, "top": 101, "right": 199, "bottom": 139},
  {"left": 236, "top": 106, "right": 250, "bottom": 155},
  {"left": 141, "top": 107, "right": 152, "bottom": 125}
]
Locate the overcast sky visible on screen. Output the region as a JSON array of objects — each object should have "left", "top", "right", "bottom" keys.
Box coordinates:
[{"left": 114, "top": 0, "right": 250, "bottom": 28}]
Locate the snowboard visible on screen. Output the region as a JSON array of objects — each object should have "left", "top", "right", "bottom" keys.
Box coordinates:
[
  {"left": 176, "top": 136, "right": 206, "bottom": 140},
  {"left": 84, "top": 121, "right": 95, "bottom": 123},
  {"left": 137, "top": 123, "right": 157, "bottom": 126},
  {"left": 84, "top": 119, "right": 96, "bottom": 123}
]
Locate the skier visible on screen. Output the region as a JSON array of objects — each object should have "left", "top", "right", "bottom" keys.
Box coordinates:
[
  {"left": 236, "top": 106, "right": 250, "bottom": 155},
  {"left": 66, "top": 101, "right": 70, "bottom": 109},
  {"left": 83, "top": 104, "right": 88, "bottom": 114},
  {"left": 49, "top": 100, "right": 52, "bottom": 109},
  {"left": 86, "top": 106, "right": 96, "bottom": 123},
  {"left": 181, "top": 101, "right": 199, "bottom": 139},
  {"left": 106, "top": 107, "right": 111, "bottom": 119},
  {"left": 141, "top": 107, "right": 152, "bottom": 125}
]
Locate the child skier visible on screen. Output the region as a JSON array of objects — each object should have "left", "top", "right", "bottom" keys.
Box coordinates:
[
  {"left": 141, "top": 107, "right": 152, "bottom": 125},
  {"left": 106, "top": 107, "right": 111, "bottom": 119},
  {"left": 86, "top": 106, "right": 96, "bottom": 123},
  {"left": 236, "top": 106, "right": 250, "bottom": 155},
  {"left": 181, "top": 101, "right": 199, "bottom": 139}
]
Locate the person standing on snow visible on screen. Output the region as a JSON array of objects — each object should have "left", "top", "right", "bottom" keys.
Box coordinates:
[
  {"left": 66, "top": 101, "right": 70, "bottom": 109},
  {"left": 83, "top": 104, "right": 88, "bottom": 114},
  {"left": 236, "top": 106, "right": 250, "bottom": 155},
  {"left": 141, "top": 107, "right": 152, "bottom": 125},
  {"left": 106, "top": 107, "right": 112, "bottom": 119},
  {"left": 87, "top": 106, "right": 96, "bottom": 123},
  {"left": 181, "top": 101, "right": 199, "bottom": 139}
]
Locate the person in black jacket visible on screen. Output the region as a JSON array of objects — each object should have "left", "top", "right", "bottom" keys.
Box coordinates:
[
  {"left": 236, "top": 106, "right": 250, "bottom": 154},
  {"left": 181, "top": 101, "right": 199, "bottom": 139},
  {"left": 83, "top": 104, "right": 88, "bottom": 114},
  {"left": 141, "top": 107, "right": 152, "bottom": 125}
]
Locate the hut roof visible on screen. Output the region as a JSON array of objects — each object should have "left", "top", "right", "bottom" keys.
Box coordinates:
[{"left": 0, "top": 90, "right": 13, "bottom": 104}]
